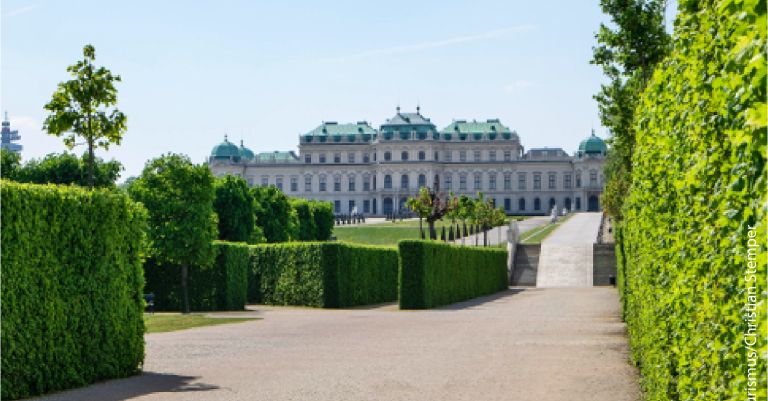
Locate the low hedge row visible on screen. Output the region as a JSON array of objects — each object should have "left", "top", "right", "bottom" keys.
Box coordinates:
[
  {"left": 1, "top": 182, "right": 147, "bottom": 400},
  {"left": 398, "top": 240, "right": 508, "bottom": 309},
  {"left": 250, "top": 242, "right": 398, "bottom": 307},
  {"left": 144, "top": 242, "right": 250, "bottom": 311}
]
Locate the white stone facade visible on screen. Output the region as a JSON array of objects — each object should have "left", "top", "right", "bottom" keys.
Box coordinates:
[{"left": 209, "top": 110, "right": 606, "bottom": 216}]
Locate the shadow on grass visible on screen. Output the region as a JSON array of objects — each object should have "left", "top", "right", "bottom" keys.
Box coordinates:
[
  {"left": 434, "top": 287, "right": 531, "bottom": 311},
  {"left": 31, "top": 372, "right": 219, "bottom": 401}
]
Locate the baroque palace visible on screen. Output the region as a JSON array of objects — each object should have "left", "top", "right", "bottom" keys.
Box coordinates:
[{"left": 208, "top": 107, "right": 607, "bottom": 216}]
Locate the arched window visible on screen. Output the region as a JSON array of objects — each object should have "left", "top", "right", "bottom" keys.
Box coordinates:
[
  {"left": 401, "top": 151, "right": 409, "bottom": 161},
  {"left": 418, "top": 151, "right": 426, "bottom": 161},
  {"left": 384, "top": 174, "right": 392, "bottom": 189},
  {"left": 384, "top": 151, "right": 392, "bottom": 161},
  {"left": 401, "top": 174, "right": 409, "bottom": 189},
  {"left": 418, "top": 174, "right": 426, "bottom": 188},
  {"left": 534, "top": 197, "right": 541, "bottom": 211},
  {"left": 518, "top": 198, "right": 526, "bottom": 211}
]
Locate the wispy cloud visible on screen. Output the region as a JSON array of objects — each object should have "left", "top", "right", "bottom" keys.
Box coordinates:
[
  {"left": 319, "top": 24, "right": 535, "bottom": 63},
  {"left": 4, "top": 4, "right": 39, "bottom": 18},
  {"left": 504, "top": 80, "right": 535, "bottom": 93}
]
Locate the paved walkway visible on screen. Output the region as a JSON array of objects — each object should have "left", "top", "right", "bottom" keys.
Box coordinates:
[
  {"left": 453, "top": 216, "right": 550, "bottom": 246},
  {"left": 536, "top": 212, "right": 602, "bottom": 287},
  {"left": 34, "top": 288, "right": 639, "bottom": 401}
]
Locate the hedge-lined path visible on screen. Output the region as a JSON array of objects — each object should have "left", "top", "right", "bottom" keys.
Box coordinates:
[
  {"left": 536, "top": 212, "right": 602, "bottom": 287},
  {"left": 33, "top": 287, "right": 638, "bottom": 401}
]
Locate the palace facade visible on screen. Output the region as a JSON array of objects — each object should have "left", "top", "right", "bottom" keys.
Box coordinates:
[{"left": 208, "top": 108, "right": 607, "bottom": 216}]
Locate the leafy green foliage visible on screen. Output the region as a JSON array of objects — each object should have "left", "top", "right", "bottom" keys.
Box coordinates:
[
  {"left": 143, "top": 242, "right": 250, "bottom": 311},
  {"left": 251, "top": 185, "right": 295, "bottom": 242},
  {"left": 43, "top": 44, "right": 127, "bottom": 187},
  {"left": 592, "top": 0, "right": 670, "bottom": 219},
  {"left": 398, "top": 240, "right": 508, "bottom": 309},
  {"left": 214, "top": 175, "right": 257, "bottom": 243},
  {"left": 619, "top": 1, "right": 766, "bottom": 398},
  {"left": 311, "top": 200, "right": 334, "bottom": 241},
  {"left": 1, "top": 182, "right": 147, "bottom": 400},
  {"left": 127, "top": 153, "right": 218, "bottom": 313},
  {"left": 10, "top": 152, "right": 122, "bottom": 187},
  {"left": 250, "top": 243, "right": 398, "bottom": 307},
  {"left": 291, "top": 199, "right": 318, "bottom": 241},
  {"left": 0, "top": 149, "right": 20, "bottom": 180}
]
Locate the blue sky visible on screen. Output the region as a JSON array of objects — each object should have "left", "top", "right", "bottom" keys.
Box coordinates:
[{"left": 1, "top": 0, "right": 677, "bottom": 180}]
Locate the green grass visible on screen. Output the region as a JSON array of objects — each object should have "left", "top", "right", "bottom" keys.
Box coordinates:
[
  {"left": 333, "top": 217, "right": 529, "bottom": 246},
  {"left": 144, "top": 313, "right": 258, "bottom": 333},
  {"left": 519, "top": 214, "right": 574, "bottom": 244}
]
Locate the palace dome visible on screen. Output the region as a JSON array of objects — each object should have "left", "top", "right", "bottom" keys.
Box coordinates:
[
  {"left": 210, "top": 135, "right": 241, "bottom": 160},
  {"left": 578, "top": 132, "right": 607, "bottom": 155},
  {"left": 239, "top": 140, "right": 255, "bottom": 161}
]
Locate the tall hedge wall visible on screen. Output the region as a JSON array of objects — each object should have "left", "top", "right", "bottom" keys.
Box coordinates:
[
  {"left": 1, "top": 182, "right": 147, "bottom": 400},
  {"left": 619, "top": 1, "right": 766, "bottom": 399},
  {"left": 398, "top": 240, "right": 508, "bottom": 309},
  {"left": 143, "top": 242, "right": 249, "bottom": 311},
  {"left": 249, "top": 242, "right": 398, "bottom": 307}
]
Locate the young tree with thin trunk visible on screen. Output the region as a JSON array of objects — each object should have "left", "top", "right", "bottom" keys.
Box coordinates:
[
  {"left": 43, "top": 44, "right": 126, "bottom": 188},
  {"left": 128, "top": 154, "right": 218, "bottom": 314}
]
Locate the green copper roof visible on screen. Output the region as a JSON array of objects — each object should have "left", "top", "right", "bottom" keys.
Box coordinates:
[
  {"left": 254, "top": 151, "right": 300, "bottom": 163},
  {"left": 239, "top": 140, "right": 255, "bottom": 161},
  {"left": 303, "top": 121, "right": 376, "bottom": 137},
  {"left": 439, "top": 119, "right": 517, "bottom": 140},
  {"left": 578, "top": 132, "right": 608, "bottom": 154},
  {"left": 211, "top": 135, "right": 241, "bottom": 159}
]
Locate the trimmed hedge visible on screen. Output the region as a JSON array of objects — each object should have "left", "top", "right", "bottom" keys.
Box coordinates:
[
  {"left": 143, "top": 242, "right": 249, "bottom": 311},
  {"left": 398, "top": 240, "right": 508, "bottom": 309},
  {"left": 250, "top": 242, "right": 398, "bottom": 307},
  {"left": 619, "top": 2, "right": 766, "bottom": 399},
  {"left": 1, "top": 182, "right": 147, "bottom": 400}
]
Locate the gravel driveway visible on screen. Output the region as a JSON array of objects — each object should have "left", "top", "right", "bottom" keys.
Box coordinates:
[{"left": 33, "top": 287, "right": 639, "bottom": 401}]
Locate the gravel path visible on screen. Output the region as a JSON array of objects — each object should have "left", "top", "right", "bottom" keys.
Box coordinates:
[
  {"left": 537, "top": 212, "right": 602, "bottom": 287},
  {"left": 33, "top": 287, "right": 639, "bottom": 401}
]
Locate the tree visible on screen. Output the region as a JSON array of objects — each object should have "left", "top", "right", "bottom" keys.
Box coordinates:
[
  {"left": 291, "top": 198, "right": 317, "bottom": 241},
  {"left": 591, "top": 0, "right": 670, "bottom": 218},
  {"left": 13, "top": 152, "right": 121, "bottom": 187},
  {"left": 214, "top": 175, "right": 256, "bottom": 243},
  {"left": 251, "top": 186, "right": 294, "bottom": 243},
  {"left": 43, "top": 44, "right": 127, "bottom": 188},
  {"left": 127, "top": 153, "right": 217, "bottom": 313},
  {"left": 311, "top": 201, "right": 334, "bottom": 241},
  {"left": 405, "top": 187, "right": 434, "bottom": 239},
  {"left": 0, "top": 149, "right": 20, "bottom": 180}
]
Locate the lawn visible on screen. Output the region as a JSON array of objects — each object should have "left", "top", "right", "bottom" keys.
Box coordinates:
[
  {"left": 333, "top": 217, "right": 528, "bottom": 246},
  {"left": 144, "top": 313, "right": 258, "bottom": 333},
  {"left": 519, "top": 213, "right": 574, "bottom": 244}
]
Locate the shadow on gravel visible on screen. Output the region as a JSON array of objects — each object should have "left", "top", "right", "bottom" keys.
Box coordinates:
[
  {"left": 32, "top": 372, "right": 219, "bottom": 401},
  {"left": 436, "top": 288, "right": 529, "bottom": 311}
]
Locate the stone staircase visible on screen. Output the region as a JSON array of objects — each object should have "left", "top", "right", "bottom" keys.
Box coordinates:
[{"left": 510, "top": 244, "right": 540, "bottom": 286}]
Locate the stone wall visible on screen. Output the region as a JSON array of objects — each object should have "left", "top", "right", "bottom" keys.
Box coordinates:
[
  {"left": 511, "top": 244, "right": 540, "bottom": 286},
  {"left": 592, "top": 244, "right": 616, "bottom": 286}
]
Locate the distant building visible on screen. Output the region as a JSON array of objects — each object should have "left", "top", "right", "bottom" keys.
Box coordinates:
[
  {"left": 209, "top": 107, "right": 607, "bottom": 215},
  {"left": 1, "top": 112, "right": 22, "bottom": 153}
]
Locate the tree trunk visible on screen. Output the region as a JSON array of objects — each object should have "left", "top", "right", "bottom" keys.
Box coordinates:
[
  {"left": 86, "top": 115, "right": 95, "bottom": 188},
  {"left": 181, "top": 264, "right": 190, "bottom": 314},
  {"left": 419, "top": 217, "right": 424, "bottom": 239},
  {"left": 428, "top": 220, "right": 436, "bottom": 240},
  {"left": 483, "top": 227, "right": 488, "bottom": 247}
]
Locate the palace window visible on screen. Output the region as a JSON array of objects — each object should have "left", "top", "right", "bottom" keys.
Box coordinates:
[
  {"left": 445, "top": 151, "right": 452, "bottom": 161},
  {"left": 548, "top": 173, "right": 556, "bottom": 190},
  {"left": 334, "top": 153, "right": 341, "bottom": 163},
  {"left": 363, "top": 153, "right": 370, "bottom": 163},
  {"left": 445, "top": 174, "right": 453, "bottom": 190},
  {"left": 334, "top": 175, "right": 341, "bottom": 192},
  {"left": 319, "top": 153, "right": 326, "bottom": 163},
  {"left": 473, "top": 150, "right": 481, "bottom": 162},
  {"left": 590, "top": 171, "right": 598, "bottom": 185},
  {"left": 348, "top": 175, "right": 356, "bottom": 192},
  {"left": 261, "top": 176, "right": 269, "bottom": 186},
  {"left": 519, "top": 198, "right": 526, "bottom": 211},
  {"left": 363, "top": 175, "right": 371, "bottom": 191},
  {"left": 489, "top": 150, "right": 496, "bottom": 162},
  {"left": 304, "top": 176, "right": 312, "bottom": 192},
  {"left": 334, "top": 200, "right": 341, "bottom": 213},
  {"left": 363, "top": 200, "right": 370, "bottom": 213},
  {"left": 504, "top": 174, "right": 512, "bottom": 190},
  {"left": 384, "top": 175, "right": 392, "bottom": 189},
  {"left": 518, "top": 173, "right": 526, "bottom": 190},
  {"left": 460, "top": 151, "right": 467, "bottom": 162},
  {"left": 348, "top": 152, "right": 355, "bottom": 163},
  {"left": 459, "top": 174, "right": 467, "bottom": 190},
  {"left": 504, "top": 198, "right": 511, "bottom": 211},
  {"left": 418, "top": 174, "right": 426, "bottom": 188},
  {"left": 290, "top": 177, "right": 298, "bottom": 192},
  {"left": 576, "top": 173, "right": 582, "bottom": 188},
  {"left": 276, "top": 177, "right": 283, "bottom": 191},
  {"left": 533, "top": 174, "right": 541, "bottom": 190},
  {"left": 401, "top": 174, "right": 409, "bottom": 189},
  {"left": 401, "top": 151, "right": 409, "bottom": 161},
  {"left": 384, "top": 151, "right": 392, "bottom": 161},
  {"left": 474, "top": 173, "right": 482, "bottom": 190},
  {"left": 489, "top": 173, "right": 497, "bottom": 190},
  {"left": 564, "top": 174, "right": 572, "bottom": 189},
  {"left": 349, "top": 200, "right": 356, "bottom": 213},
  {"left": 319, "top": 176, "right": 327, "bottom": 192},
  {"left": 434, "top": 151, "right": 438, "bottom": 161},
  {"left": 418, "top": 151, "right": 426, "bottom": 161},
  {"left": 504, "top": 150, "right": 512, "bottom": 161},
  {"left": 534, "top": 197, "right": 541, "bottom": 211},
  {"left": 304, "top": 154, "right": 312, "bottom": 164}
]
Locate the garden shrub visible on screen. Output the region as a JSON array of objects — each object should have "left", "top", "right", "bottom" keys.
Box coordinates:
[
  {"left": 618, "top": 1, "right": 766, "bottom": 399},
  {"left": 1, "top": 182, "right": 147, "bottom": 400},
  {"left": 249, "top": 242, "right": 398, "bottom": 307},
  {"left": 143, "top": 242, "right": 249, "bottom": 311},
  {"left": 398, "top": 240, "right": 508, "bottom": 309}
]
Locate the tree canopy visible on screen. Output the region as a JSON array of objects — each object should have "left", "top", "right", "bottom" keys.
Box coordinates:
[{"left": 214, "top": 175, "right": 257, "bottom": 243}]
